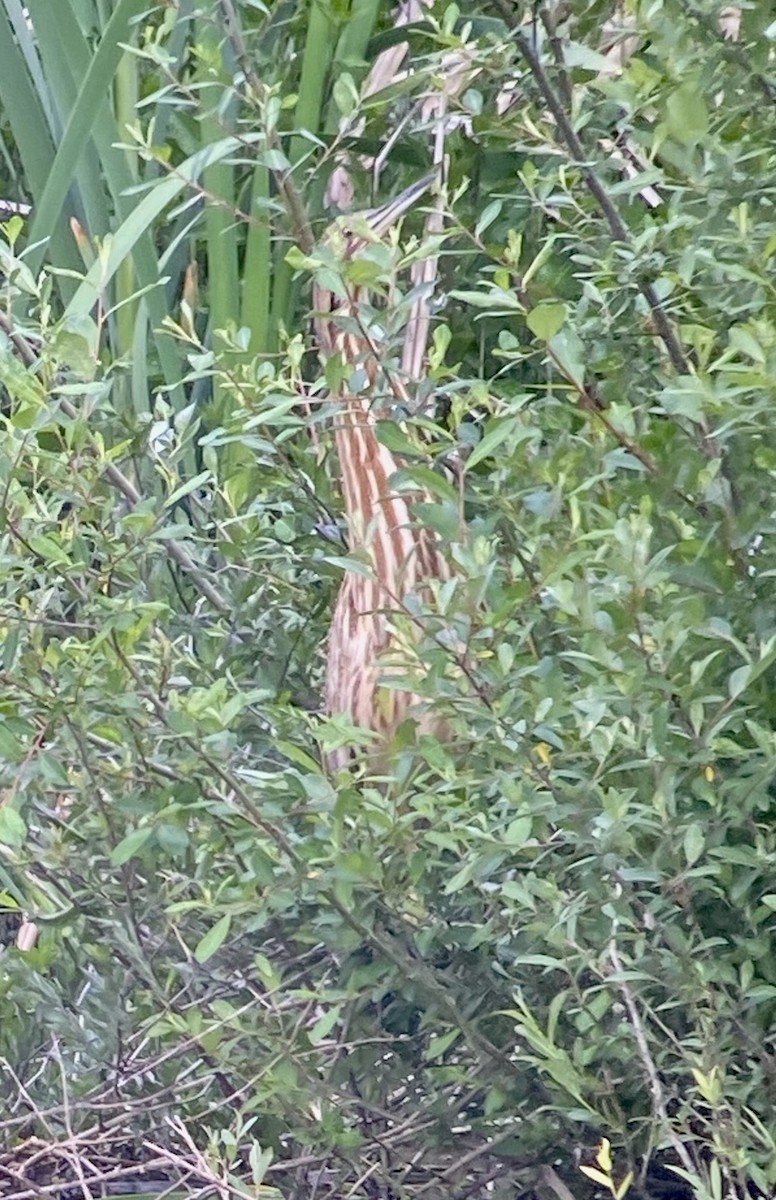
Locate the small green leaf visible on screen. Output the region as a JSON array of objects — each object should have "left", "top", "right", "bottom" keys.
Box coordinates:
[
  {"left": 376, "top": 422, "right": 421, "bottom": 456},
  {"left": 475, "top": 199, "right": 503, "bottom": 237},
  {"left": 597, "top": 1138, "right": 612, "bottom": 1173},
  {"left": 249, "top": 1140, "right": 274, "bottom": 1186},
  {"left": 549, "top": 327, "right": 585, "bottom": 388},
  {"left": 729, "top": 325, "right": 766, "bottom": 364},
  {"left": 308, "top": 1004, "right": 342, "bottom": 1045},
  {"left": 580, "top": 1167, "right": 611, "bottom": 1188},
  {"left": 666, "top": 83, "right": 708, "bottom": 146},
  {"left": 254, "top": 954, "right": 280, "bottom": 988},
  {"left": 445, "top": 861, "right": 474, "bottom": 894},
  {"left": 389, "top": 465, "right": 459, "bottom": 504},
  {"left": 527, "top": 301, "right": 567, "bottom": 341},
  {"left": 274, "top": 741, "right": 324, "bottom": 773},
  {"left": 683, "top": 823, "right": 704, "bottom": 867},
  {"left": 0, "top": 807, "right": 26, "bottom": 848},
  {"left": 0, "top": 726, "right": 24, "bottom": 762},
  {"left": 616, "top": 1170, "right": 634, "bottom": 1199},
  {"left": 2, "top": 625, "right": 19, "bottom": 670},
  {"left": 728, "top": 663, "right": 751, "bottom": 700},
  {"left": 37, "top": 753, "right": 70, "bottom": 787},
  {"left": 332, "top": 73, "right": 358, "bottom": 117},
  {"left": 261, "top": 148, "right": 290, "bottom": 172},
  {"left": 195, "top": 914, "right": 232, "bottom": 963},
  {"left": 427, "top": 1029, "right": 461, "bottom": 1060},
  {"left": 448, "top": 287, "right": 521, "bottom": 310},
  {"left": 503, "top": 816, "right": 532, "bottom": 846},
  {"left": 166, "top": 470, "right": 212, "bottom": 509},
  {"left": 111, "top": 826, "right": 154, "bottom": 866},
  {"left": 27, "top": 535, "right": 72, "bottom": 566},
  {"left": 563, "top": 41, "right": 620, "bottom": 72},
  {"left": 464, "top": 418, "right": 515, "bottom": 470}
]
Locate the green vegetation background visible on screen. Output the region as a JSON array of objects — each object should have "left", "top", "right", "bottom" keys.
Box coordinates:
[{"left": 1, "top": 3, "right": 775, "bottom": 1199}]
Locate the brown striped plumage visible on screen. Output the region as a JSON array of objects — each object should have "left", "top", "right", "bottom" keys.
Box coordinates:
[{"left": 314, "top": 178, "right": 449, "bottom": 769}]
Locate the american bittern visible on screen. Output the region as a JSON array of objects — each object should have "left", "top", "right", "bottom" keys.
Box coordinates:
[{"left": 313, "top": 176, "right": 450, "bottom": 770}]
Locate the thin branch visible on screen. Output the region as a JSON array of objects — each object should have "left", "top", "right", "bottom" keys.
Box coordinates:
[{"left": 608, "top": 939, "right": 696, "bottom": 1177}]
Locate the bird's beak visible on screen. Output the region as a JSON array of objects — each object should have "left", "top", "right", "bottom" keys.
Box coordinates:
[{"left": 363, "top": 173, "right": 437, "bottom": 237}]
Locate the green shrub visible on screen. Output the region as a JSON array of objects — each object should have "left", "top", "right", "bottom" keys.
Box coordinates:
[{"left": 2, "top": 3, "right": 776, "bottom": 1199}]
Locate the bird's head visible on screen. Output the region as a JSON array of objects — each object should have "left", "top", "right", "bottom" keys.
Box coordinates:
[
  {"left": 323, "top": 173, "right": 436, "bottom": 259},
  {"left": 311, "top": 174, "right": 437, "bottom": 354}
]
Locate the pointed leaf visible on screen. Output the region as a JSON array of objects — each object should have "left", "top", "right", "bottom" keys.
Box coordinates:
[{"left": 195, "top": 914, "right": 232, "bottom": 964}]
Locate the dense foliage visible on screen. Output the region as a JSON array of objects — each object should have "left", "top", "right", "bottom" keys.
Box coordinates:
[{"left": 1, "top": 2, "right": 776, "bottom": 1199}]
